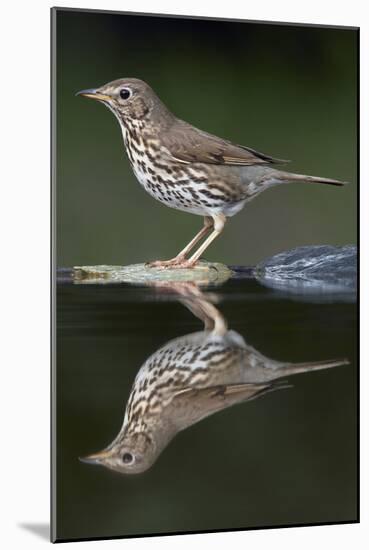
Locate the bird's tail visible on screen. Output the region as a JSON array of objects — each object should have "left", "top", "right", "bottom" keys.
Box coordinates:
[
  {"left": 274, "top": 170, "right": 348, "bottom": 187},
  {"left": 281, "top": 357, "right": 349, "bottom": 377}
]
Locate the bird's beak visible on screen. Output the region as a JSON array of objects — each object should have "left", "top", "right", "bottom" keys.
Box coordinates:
[
  {"left": 76, "top": 88, "right": 111, "bottom": 101},
  {"left": 79, "top": 448, "right": 114, "bottom": 465}
]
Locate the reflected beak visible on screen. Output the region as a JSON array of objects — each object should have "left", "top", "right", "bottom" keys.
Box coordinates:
[
  {"left": 76, "top": 88, "right": 111, "bottom": 101},
  {"left": 79, "top": 448, "right": 113, "bottom": 465}
]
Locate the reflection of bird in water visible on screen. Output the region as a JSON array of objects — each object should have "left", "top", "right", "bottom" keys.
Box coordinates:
[{"left": 81, "top": 283, "right": 348, "bottom": 474}]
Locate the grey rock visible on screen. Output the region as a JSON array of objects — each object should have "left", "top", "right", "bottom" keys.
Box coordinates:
[{"left": 255, "top": 245, "right": 357, "bottom": 300}]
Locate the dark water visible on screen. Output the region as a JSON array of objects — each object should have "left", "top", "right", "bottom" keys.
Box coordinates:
[{"left": 55, "top": 275, "right": 357, "bottom": 541}]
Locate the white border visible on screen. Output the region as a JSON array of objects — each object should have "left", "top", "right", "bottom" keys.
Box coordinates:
[{"left": 1, "top": 1, "right": 365, "bottom": 548}]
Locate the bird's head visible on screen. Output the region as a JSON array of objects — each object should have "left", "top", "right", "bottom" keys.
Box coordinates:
[
  {"left": 79, "top": 431, "right": 158, "bottom": 475},
  {"left": 76, "top": 78, "right": 170, "bottom": 124}
]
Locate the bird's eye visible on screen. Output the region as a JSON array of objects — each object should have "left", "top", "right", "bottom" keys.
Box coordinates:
[
  {"left": 122, "top": 452, "right": 134, "bottom": 464},
  {"left": 119, "top": 88, "right": 131, "bottom": 100}
]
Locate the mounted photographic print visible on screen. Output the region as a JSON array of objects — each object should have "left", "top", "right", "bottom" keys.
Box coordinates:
[{"left": 51, "top": 7, "right": 358, "bottom": 543}]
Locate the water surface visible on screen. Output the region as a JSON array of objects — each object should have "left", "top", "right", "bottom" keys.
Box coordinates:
[{"left": 56, "top": 275, "right": 357, "bottom": 541}]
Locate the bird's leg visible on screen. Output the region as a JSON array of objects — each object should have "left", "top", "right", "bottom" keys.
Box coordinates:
[
  {"left": 147, "top": 217, "right": 213, "bottom": 268},
  {"left": 183, "top": 213, "right": 226, "bottom": 268},
  {"left": 176, "top": 216, "right": 214, "bottom": 258},
  {"left": 183, "top": 297, "right": 228, "bottom": 335}
]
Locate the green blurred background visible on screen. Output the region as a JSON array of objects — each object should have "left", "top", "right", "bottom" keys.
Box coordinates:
[{"left": 55, "top": 9, "right": 357, "bottom": 267}]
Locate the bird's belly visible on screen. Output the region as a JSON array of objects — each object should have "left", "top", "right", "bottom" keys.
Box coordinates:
[
  {"left": 130, "top": 159, "right": 246, "bottom": 217},
  {"left": 138, "top": 179, "right": 206, "bottom": 216},
  {"left": 130, "top": 161, "right": 206, "bottom": 215}
]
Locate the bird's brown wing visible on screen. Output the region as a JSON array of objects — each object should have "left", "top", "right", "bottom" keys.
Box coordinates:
[
  {"left": 163, "top": 120, "right": 288, "bottom": 166},
  {"left": 167, "top": 381, "right": 289, "bottom": 430}
]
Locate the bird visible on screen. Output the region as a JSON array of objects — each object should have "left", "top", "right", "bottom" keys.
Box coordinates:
[
  {"left": 80, "top": 283, "right": 348, "bottom": 475},
  {"left": 77, "top": 78, "right": 347, "bottom": 269}
]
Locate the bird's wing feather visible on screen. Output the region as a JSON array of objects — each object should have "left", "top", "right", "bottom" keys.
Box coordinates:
[
  {"left": 163, "top": 120, "right": 289, "bottom": 166},
  {"left": 167, "top": 381, "right": 289, "bottom": 430}
]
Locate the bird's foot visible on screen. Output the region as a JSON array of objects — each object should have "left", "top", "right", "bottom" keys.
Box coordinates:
[{"left": 146, "top": 257, "right": 198, "bottom": 269}]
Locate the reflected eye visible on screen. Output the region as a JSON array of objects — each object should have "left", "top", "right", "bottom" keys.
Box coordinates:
[
  {"left": 122, "top": 452, "right": 134, "bottom": 464},
  {"left": 119, "top": 88, "right": 131, "bottom": 100}
]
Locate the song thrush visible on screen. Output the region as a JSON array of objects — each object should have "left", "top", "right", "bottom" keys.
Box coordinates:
[
  {"left": 77, "top": 78, "right": 346, "bottom": 268},
  {"left": 80, "top": 283, "right": 348, "bottom": 474}
]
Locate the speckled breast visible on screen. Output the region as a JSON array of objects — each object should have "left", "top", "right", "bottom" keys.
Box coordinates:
[{"left": 121, "top": 121, "right": 248, "bottom": 217}]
